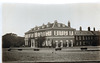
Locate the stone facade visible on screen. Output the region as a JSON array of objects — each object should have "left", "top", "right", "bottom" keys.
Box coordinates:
[{"left": 25, "top": 20, "right": 100, "bottom": 48}]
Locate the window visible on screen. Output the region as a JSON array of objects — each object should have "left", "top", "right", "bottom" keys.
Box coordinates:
[
  {"left": 72, "top": 31, "right": 74, "bottom": 35},
  {"left": 57, "top": 31, "right": 59, "bottom": 35},
  {"left": 37, "top": 32, "right": 40, "bottom": 37},
  {"left": 63, "top": 31, "right": 65, "bottom": 35},
  {"left": 88, "top": 37, "right": 90, "bottom": 40},
  {"left": 80, "top": 41, "right": 81, "bottom": 45},
  {"left": 83, "top": 41, "right": 85, "bottom": 45},
  {"left": 42, "top": 32, "right": 44, "bottom": 36},
  {"left": 83, "top": 36, "right": 84, "bottom": 40},
  {"left": 28, "top": 34, "right": 30, "bottom": 38},
  {"left": 69, "top": 31, "right": 73, "bottom": 35},
  {"left": 69, "top": 31, "right": 71, "bottom": 35},
  {"left": 91, "top": 36, "right": 92, "bottom": 39},
  {"left": 86, "top": 36, "right": 87, "bottom": 40},
  {"left": 46, "top": 31, "right": 48, "bottom": 36},
  {"left": 47, "top": 25, "right": 49, "bottom": 27},
  {"left": 54, "top": 31, "right": 56, "bottom": 35},
  {"left": 58, "top": 24, "right": 61, "bottom": 27},
  {"left": 31, "top": 34, "right": 33, "bottom": 38},
  {"left": 25, "top": 39, "right": 28, "bottom": 45},
  {"left": 35, "top": 32, "right": 37, "bottom": 37},
  {"left": 79, "top": 36, "right": 81, "bottom": 40},
  {"left": 62, "top": 31, "right": 64, "bottom": 35},
  {"left": 59, "top": 31, "right": 61, "bottom": 35},
  {"left": 76, "top": 36, "right": 78, "bottom": 40},
  {"left": 65, "top": 31, "right": 68, "bottom": 35},
  {"left": 62, "top": 24, "right": 65, "bottom": 27},
  {"left": 38, "top": 27, "right": 39, "bottom": 30},
  {"left": 47, "top": 31, "right": 52, "bottom": 36},
  {"left": 25, "top": 35, "right": 27, "bottom": 38}
]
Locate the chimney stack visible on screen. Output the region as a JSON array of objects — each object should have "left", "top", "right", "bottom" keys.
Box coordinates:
[
  {"left": 80, "top": 26, "right": 82, "bottom": 31},
  {"left": 88, "top": 27, "right": 90, "bottom": 31},
  {"left": 93, "top": 27, "right": 95, "bottom": 31},
  {"left": 68, "top": 21, "right": 70, "bottom": 27}
]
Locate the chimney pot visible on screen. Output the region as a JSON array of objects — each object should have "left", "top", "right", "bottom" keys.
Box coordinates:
[
  {"left": 88, "top": 27, "right": 90, "bottom": 31},
  {"left": 68, "top": 21, "right": 70, "bottom": 27},
  {"left": 93, "top": 27, "right": 95, "bottom": 31},
  {"left": 80, "top": 26, "right": 82, "bottom": 31}
]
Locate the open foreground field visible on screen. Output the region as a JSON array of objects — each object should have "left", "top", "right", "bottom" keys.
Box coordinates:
[{"left": 2, "top": 46, "right": 100, "bottom": 63}]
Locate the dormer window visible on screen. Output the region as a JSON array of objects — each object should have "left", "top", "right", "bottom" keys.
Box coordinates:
[
  {"left": 58, "top": 24, "right": 61, "bottom": 27},
  {"left": 38, "top": 27, "right": 40, "bottom": 30},
  {"left": 42, "top": 26, "right": 44, "bottom": 28},
  {"left": 47, "top": 22, "right": 51, "bottom": 27},
  {"left": 42, "top": 24, "right": 45, "bottom": 28},
  {"left": 47, "top": 25, "right": 49, "bottom": 27},
  {"left": 62, "top": 24, "right": 65, "bottom": 27},
  {"left": 34, "top": 27, "right": 36, "bottom": 30}
]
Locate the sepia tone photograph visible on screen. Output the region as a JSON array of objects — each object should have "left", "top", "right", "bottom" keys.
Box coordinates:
[{"left": 1, "top": 1, "right": 100, "bottom": 63}]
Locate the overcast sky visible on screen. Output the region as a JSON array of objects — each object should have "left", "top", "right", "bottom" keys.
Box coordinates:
[{"left": 2, "top": 3, "right": 100, "bottom": 37}]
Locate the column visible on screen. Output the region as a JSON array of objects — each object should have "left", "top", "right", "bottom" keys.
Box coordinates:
[
  {"left": 60, "top": 40, "right": 63, "bottom": 47},
  {"left": 31, "top": 39, "right": 33, "bottom": 48},
  {"left": 71, "top": 40, "right": 73, "bottom": 47},
  {"left": 46, "top": 40, "right": 48, "bottom": 46},
  {"left": 66, "top": 40, "right": 69, "bottom": 47},
  {"left": 56, "top": 40, "right": 58, "bottom": 48},
  {"left": 67, "top": 42, "right": 69, "bottom": 47}
]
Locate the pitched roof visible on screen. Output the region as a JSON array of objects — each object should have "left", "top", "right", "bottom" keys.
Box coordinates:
[
  {"left": 91, "top": 31, "right": 100, "bottom": 35},
  {"left": 75, "top": 31, "right": 94, "bottom": 35},
  {"left": 25, "top": 21, "right": 75, "bottom": 33}
]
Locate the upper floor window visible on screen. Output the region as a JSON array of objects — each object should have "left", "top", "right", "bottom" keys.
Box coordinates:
[
  {"left": 65, "top": 31, "right": 68, "bottom": 35},
  {"left": 57, "top": 31, "right": 59, "bottom": 35},
  {"left": 69, "top": 31, "right": 74, "bottom": 35},
  {"left": 25, "top": 34, "right": 28, "bottom": 38},
  {"left": 62, "top": 24, "right": 65, "bottom": 27},
  {"left": 88, "top": 37, "right": 90, "bottom": 40},
  {"left": 38, "top": 27, "right": 40, "bottom": 30},
  {"left": 79, "top": 36, "right": 81, "bottom": 40},
  {"left": 83, "top": 36, "right": 84, "bottom": 40},
  {"left": 61, "top": 31, "right": 63, "bottom": 35},
  {"left": 35, "top": 32, "right": 37, "bottom": 37},
  {"left": 85, "top": 36, "right": 87, "bottom": 40},
  {"left": 31, "top": 34, "right": 34, "bottom": 38},
  {"left": 76, "top": 36, "right": 78, "bottom": 40},
  {"left": 58, "top": 24, "right": 61, "bottom": 27}
]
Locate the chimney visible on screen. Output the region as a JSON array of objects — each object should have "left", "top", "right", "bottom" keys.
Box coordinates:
[
  {"left": 80, "top": 26, "right": 82, "bottom": 31},
  {"left": 68, "top": 21, "right": 70, "bottom": 27},
  {"left": 88, "top": 27, "right": 90, "bottom": 31},
  {"left": 93, "top": 27, "right": 95, "bottom": 31},
  {"left": 54, "top": 20, "right": 58, "bottom": 23}
]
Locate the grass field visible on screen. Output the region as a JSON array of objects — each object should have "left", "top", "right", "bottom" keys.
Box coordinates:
[{"left": 2, "top": 47, "right": 100, "bottom": 63}]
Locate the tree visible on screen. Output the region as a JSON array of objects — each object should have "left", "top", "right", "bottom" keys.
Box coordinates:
[
  {"left": 2, "top": 33, "right": 25, "bottom": 48},
  {"left": 36, "top": 36, "right": 46, "bottom": 48}
]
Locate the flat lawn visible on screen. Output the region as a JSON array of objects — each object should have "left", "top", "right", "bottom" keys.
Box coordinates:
[{"left": 2, "top": 48, "right": 100, "bottom": 62}]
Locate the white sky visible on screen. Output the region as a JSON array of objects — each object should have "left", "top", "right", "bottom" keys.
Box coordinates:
[{"left": 1, "top": 0, "right": 100, "bottom": 37}]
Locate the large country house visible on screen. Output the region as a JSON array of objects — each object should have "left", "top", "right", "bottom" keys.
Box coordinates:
[{"left": 25, "top": 20, "right": 100, "bottom": 48}]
